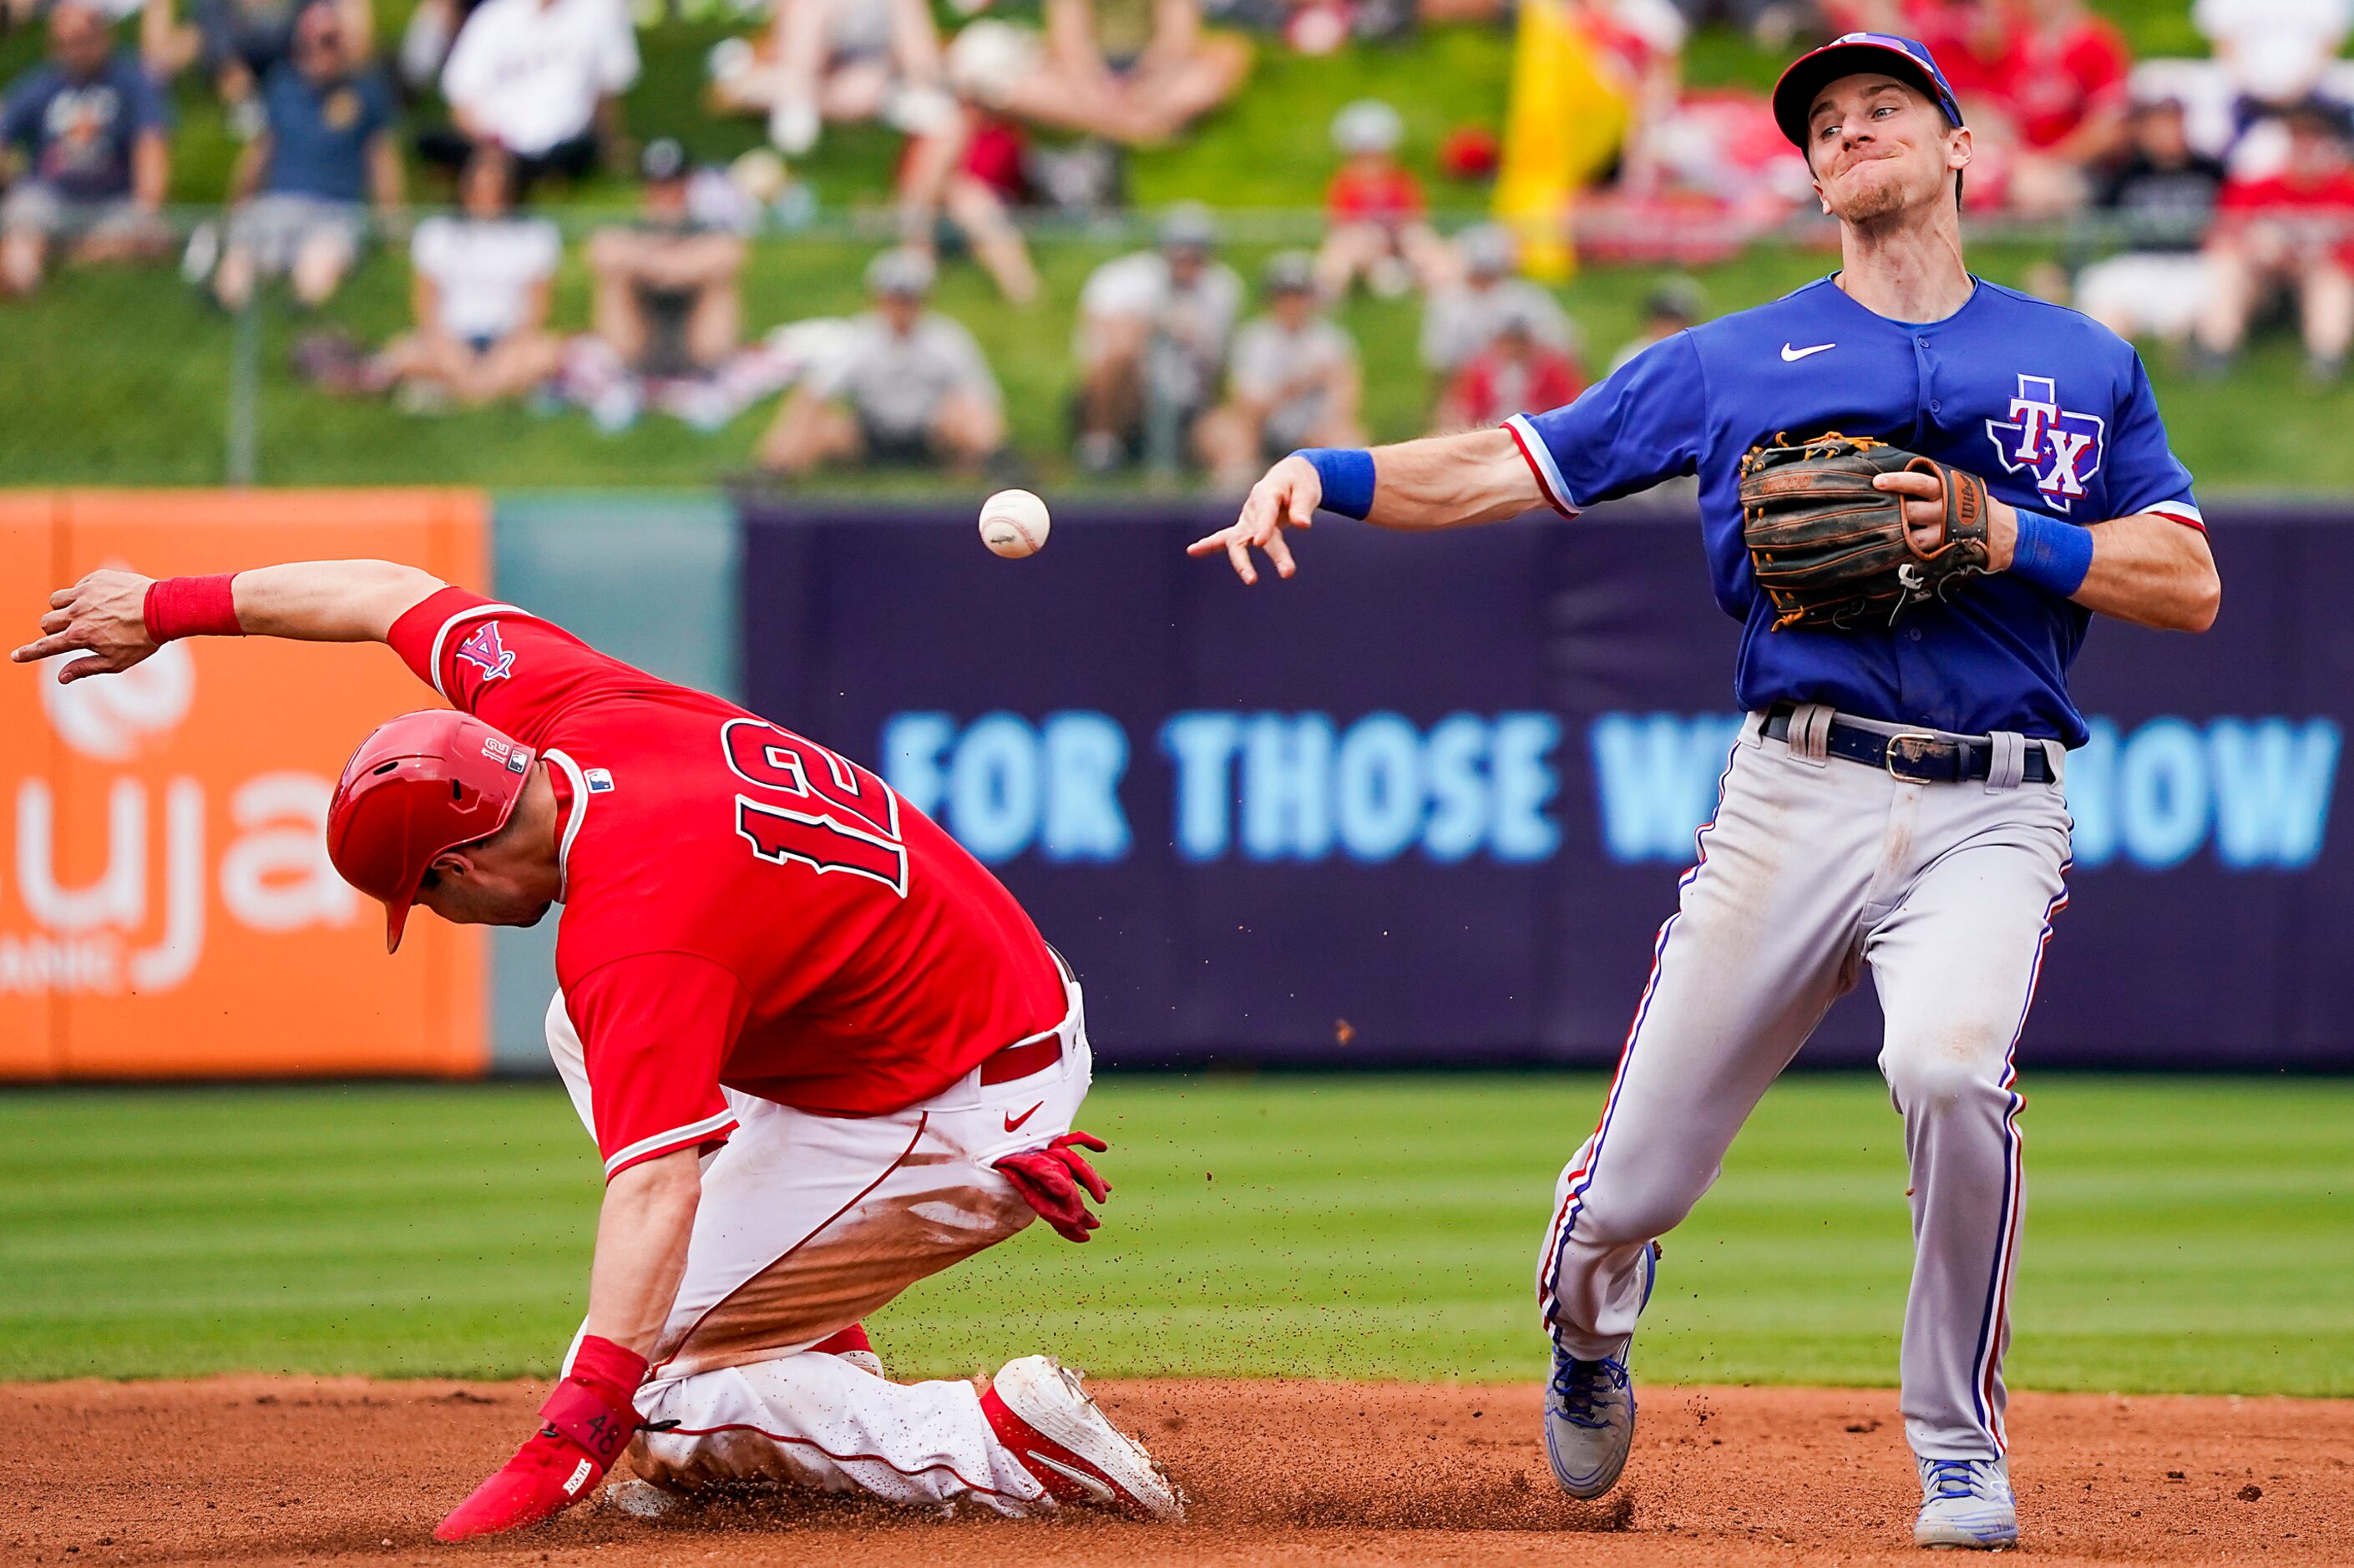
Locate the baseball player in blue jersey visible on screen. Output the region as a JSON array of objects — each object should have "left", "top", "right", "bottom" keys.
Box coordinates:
[{"left": 1187, "top": 33, "right": 2220, "bottom": 1553}]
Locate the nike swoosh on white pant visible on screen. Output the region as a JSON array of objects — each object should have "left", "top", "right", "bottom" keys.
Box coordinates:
[{"left": 1781, "top": 342, "right": 1836, "bottom": 362}]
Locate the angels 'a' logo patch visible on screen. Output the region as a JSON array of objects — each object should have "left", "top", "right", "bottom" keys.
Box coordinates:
[
  {"left": 1984, "top": 375, "right": 2106, "bottom": 513},
  {"left": 455, "top": 620, "right": 517, "bottom": 681}
]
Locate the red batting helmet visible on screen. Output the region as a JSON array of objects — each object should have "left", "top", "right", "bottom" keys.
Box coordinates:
[{"left": 327, "top": 710, "right": 535, "bottom": 953}]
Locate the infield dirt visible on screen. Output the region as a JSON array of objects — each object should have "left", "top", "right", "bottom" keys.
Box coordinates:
[{"left": 10, "top": 1376, "right": 2350, "bottom": 1565}]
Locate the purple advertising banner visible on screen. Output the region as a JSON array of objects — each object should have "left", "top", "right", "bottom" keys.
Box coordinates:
[{"left": 741, "top": 501, "right": 2351, "bottom": 1070}]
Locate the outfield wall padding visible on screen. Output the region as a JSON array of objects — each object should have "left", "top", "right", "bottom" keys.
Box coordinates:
[
  {"left": 740, "top": 500, "right": 2352, "bottom": 1071},
  {"left": 0, "top": 490, "right": 487, "bottom": 1080}
]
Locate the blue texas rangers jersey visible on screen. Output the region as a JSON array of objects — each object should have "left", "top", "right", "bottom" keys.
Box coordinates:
[{"left": 1506, "top": 276, "right": 2204, "bottom": 746}]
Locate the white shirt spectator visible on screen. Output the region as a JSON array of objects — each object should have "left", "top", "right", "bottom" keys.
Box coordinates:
[
  {"left": 1079, "top": 250, "right": 1244, "bottom": 364},
  {"left": 1420, "top": 279, "right": 1573, "bottom": 375},
  {"left": 412, "top": 214, "right": 562, "bottom": 341},
  {"left": 441, "top": 0, "right": 639, "bottom": 156},
  {"left": 1228, "top": 315, "right": 1354, "bottom": 448},
  {"left": 818, "top": 311, "right": 1000, "bottom": 439},
  {"left": 1600, "top": 0, "right": 1686, "bottom": 59},
  {"left": 2193, "top": 0, "right": 2351, "bottom": 106}
]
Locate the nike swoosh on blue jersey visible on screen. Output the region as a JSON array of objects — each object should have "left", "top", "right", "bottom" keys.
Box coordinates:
[{"left": 1781, "top": 342, "right": 1837, "bottom": 362}]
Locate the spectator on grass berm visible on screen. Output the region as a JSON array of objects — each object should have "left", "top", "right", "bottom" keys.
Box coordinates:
[
  {"left": 1073, "top": 201, "right": 1243, "bottom": 473},
  {"left": 2195, "top": 0, "right": 2351, "bottom": 138},
  {"left": 1197, "top": 250, "right": 1363, "bottom": 488},
  {"left": 144, "top": 0, "right": 372, "bottom": 134},
  {"left": 397, "top": 0, "right": 483, "bottom": 94},
  {"left": 2071, "top": 98, "right": 2227, "bottom": 348},
  {"left": 1314, "top": 98, "right": 1447, "bottom": 301},
  {"left": 1432, "top": 298, "right": 1584, "bottom": 433},
  {"left": 759, "top": 247, "right": 1006, "bottom": 477},
  {"left": 1652, "top": 0, "right": 1801, "bottom": 50},
  {"left": 1570, "top": 0, "right": 1686, "bottom": 196},
  {"left": 0, "top": 0, "right": 172, "bottom": 298},
  {"left": 1918, "top": 0, "right": 2129, "bottom": 215},
  {"left": 584, "top": 139, "right": 747, "bottom": 380},
  {"left": 2194, "top": 100, "right": 2354, "bottom": 384},
  {"left": 894, "top": 106, "right": 1041, "bottom": 305},
  {"left": 1605, "top": 273, "right": 1703, "bottom": 377},
  {"left": 944, "top": 0, "right": 1250, "bottom": 149},
  {"left": 1418, "top": 222, "right": 1573, "bottom": 382},
  {"left": 212, "top": 1, "right": 399, "bottom": 311},
  {"left": 372, "top": 147, "right": 564, "bottom": 405},
  {"left": 419, "top": 0, "right": 637, "bottom": 192},
  {"left": 703, "top": 0, "right": 951, "bottom": 158}
]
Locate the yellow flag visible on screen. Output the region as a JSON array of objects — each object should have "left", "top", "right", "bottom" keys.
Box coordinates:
[{"left": 1494, "top": 0, "right": 1631, "bottom": 282}]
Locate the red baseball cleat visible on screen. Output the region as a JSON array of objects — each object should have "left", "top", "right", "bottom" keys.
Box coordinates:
[{"left": 980, "top": 1355, "right": 1183, "bottom": 1521}]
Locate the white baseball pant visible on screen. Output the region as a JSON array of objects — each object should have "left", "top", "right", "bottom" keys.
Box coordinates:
[
  {"left": 1538, "top": 705, "right": 2071, "bottom": 1460},
  {"left": 544, "top": 964, "right": 1096, "bottom": 1513}
]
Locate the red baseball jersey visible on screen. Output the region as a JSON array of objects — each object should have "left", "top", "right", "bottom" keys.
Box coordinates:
[{"left": 387, "top": 587, "right": 1068, "bottom": 1179}]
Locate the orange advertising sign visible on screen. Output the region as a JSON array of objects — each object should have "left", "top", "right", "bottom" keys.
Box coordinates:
[{"left": 1, "top": 490, "right": 487, "bottom": 1079}]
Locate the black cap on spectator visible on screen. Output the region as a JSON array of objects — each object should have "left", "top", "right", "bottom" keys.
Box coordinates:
[{"left": 641, "top": 138, "right": 689, "bottom": 185}]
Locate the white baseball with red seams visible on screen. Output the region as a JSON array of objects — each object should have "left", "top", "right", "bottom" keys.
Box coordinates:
[{"left": 979, "top": 488, "right": 1051, "bottom": 559}]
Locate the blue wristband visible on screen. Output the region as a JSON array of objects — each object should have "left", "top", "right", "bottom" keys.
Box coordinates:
[
  {"left": 1294, "top": 448, "right": 1375, "bottom": 520},
  {"left": 2007, "top": 508, "right": 2095, "bottom": 598}
]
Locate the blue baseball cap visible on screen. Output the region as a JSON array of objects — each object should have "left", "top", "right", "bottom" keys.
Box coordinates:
[{"left": 1771, "top": 33, "right": 1965, "bottom": 153}]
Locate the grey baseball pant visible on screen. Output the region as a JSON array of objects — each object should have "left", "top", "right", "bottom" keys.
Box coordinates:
[{"left": 1537, "top": 704, "right": 2071, "bottom": 1459}]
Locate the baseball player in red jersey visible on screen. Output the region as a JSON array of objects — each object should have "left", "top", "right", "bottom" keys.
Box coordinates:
[{"left": 13, "top": 560, "right": 1182, "bottom": 1538}]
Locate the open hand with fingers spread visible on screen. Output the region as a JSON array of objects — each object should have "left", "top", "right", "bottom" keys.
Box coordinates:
[
  {"left": 9, "top": 569, "right": 159, "bottom": 681},
  {"left": 1186, "top": 453, "right": 1323, "bottom": 584}
]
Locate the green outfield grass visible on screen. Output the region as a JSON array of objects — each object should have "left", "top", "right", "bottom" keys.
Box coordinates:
[{"left": 2, "top": 1074, "right": 2347, "bottom": 1395}]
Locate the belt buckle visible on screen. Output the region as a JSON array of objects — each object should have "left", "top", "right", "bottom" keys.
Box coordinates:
[{"left": 1883, "top": 731, "right": 1946, "bottom": 782}]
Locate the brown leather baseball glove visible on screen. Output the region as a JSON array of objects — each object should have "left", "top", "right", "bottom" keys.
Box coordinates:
[{"left": 1737, "top": 432, "right": 1993, "bottom": 631}]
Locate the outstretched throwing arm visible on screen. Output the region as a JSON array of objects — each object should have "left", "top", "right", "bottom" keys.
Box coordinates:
[
  {"left": 1187, "top": 427, "right": 1541, "bottom": 584},
  {"left": 11, "top": 559, "right": 447, "bottom": 680}
]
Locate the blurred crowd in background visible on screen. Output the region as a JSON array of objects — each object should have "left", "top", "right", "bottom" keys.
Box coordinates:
[{"left": 7, "top": 0, "right": 2354, "bottom": 479}]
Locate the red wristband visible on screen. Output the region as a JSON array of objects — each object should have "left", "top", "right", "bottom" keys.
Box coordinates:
[{"left": 143, "top": 574, "right": 244, "bottom": 643}]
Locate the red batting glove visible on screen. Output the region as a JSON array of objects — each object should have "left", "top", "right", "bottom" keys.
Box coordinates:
[
  {"left": 995, "top": 1130, "right": 1112, "bottom": 1243},
  {"left": 435, "top": 1335, "right": 647, "bottom": 1542}
]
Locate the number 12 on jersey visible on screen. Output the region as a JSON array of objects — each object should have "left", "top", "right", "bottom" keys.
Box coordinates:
[{"left": 721, "top": 718, "right": 910, "bottom": 896}]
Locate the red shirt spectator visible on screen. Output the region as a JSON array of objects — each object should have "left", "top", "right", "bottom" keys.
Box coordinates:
[
  {"left": 1924, "top": 0, "right": 2129, "bottom": 152},
  {"left": 1326, "top": 160, "right": 1425, "bottom": 228},
  {"left": 1444, "top": 330, "right": 1584, "bottom": 429},
  {"left": 2217, "top": 163, "right": 2354, "bottom": 271}
]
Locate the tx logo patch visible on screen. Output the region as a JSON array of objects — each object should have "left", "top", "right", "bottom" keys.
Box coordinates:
[
  {"left": 454, "top": 620, "right": 516, "bottom": 681},
  {"left": 1984, "top": 375, "right": 2105, "bottom": 512}
]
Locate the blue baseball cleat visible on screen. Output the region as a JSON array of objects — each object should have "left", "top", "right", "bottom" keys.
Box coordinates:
[
  {"left": 1913, "top": 1456, "right": 2018, "bottom": 1550},
  {"left": 1541, "top": 1241, "right": 1658, "bottom": 1500}
]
